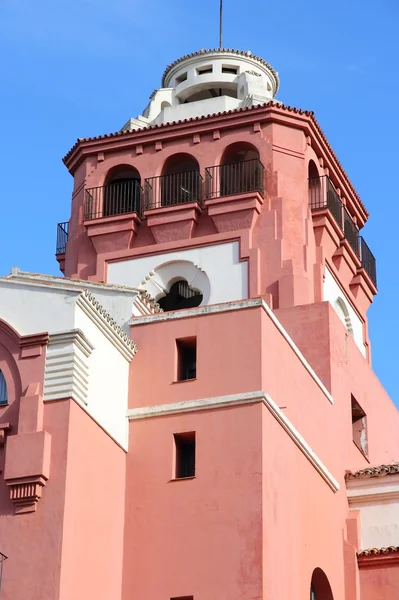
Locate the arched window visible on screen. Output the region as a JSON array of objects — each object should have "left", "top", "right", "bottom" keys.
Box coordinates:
[
  {"left": 103, "top": 164, "right": 141, "bottom": 217},
  {"left": 0, "top": 370, "right": 8, "bottom": 405},
  {"left": 219, "top": 142, "right": 263, "bottom": 197},
  {"left": 310, "top": 568, "right": 334, "bottom": 600},
  {"left": 158, "top": 279, "right": 203, "bottom": 312},
  {"left": 308, "top": 160, "right": 321, "bottom": 208},
  {"left": 160, "top": 153, "right": 201, "bottom": 206}
]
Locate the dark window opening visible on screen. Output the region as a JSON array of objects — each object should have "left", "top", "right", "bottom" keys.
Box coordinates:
[
  {"left": 159, "top": 280, "right": 203, "bottom": 312},
  {"left": 196, "top": 66, "right": 213, "bottom": 75},
  {"left": 351, "top": 395, "right": 368, "bottom": 458},
  {"left": 0, "top": 371, "right": 8, "bottom": 405},
  {"left": 171, "top": 597, "right": 193, "bottom": 600},
  {"left": 175, "top": 72, "right": 188, "bottom": 84},
  {"left": 176, "top": 337, "right": 197, "bottom": 381},
  {"left": 103, "top": 178, "right": 141, "bottom": 217},
  {"left": 174, "top": 432, "right": 196, "bottom": 479},
  {"left": 222, "top": 66, "right": 238, "bottom": 75}
]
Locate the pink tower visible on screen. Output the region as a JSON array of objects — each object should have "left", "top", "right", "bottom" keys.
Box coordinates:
[{"left": 0, "top": 48, "right": 398, "bottom": 600}]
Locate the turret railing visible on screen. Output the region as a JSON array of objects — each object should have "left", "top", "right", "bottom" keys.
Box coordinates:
[
  {"left": 309, "top": 175, "right": 377, "bottom": 287},
  {"left": 144, "top": 170, "right": 203, "bottom": 210},
  {"left": 84, "top": 180, "right": 143, "bottom": 220},
  {"left": 205, "top": 158, "right": 265, "bottom": 199},
  {"left": 56, "top": 221, "right": 69, "bottom": 255}
]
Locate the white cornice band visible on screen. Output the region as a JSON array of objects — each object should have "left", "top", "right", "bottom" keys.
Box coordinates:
[{"left": 127, "top": 390, "right": 339, "bottom": 492}]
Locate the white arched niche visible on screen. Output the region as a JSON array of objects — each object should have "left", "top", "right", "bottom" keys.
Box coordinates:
[
  {"left": 138, "top": 260, "right": 211, "bottom": 306},
  {"left": 334, "top": 296, "right": 354, "bottom": 337}
]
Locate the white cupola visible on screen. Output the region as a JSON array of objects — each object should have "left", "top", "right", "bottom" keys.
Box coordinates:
[{"left": 121, "top": 49, "right": 279, "bottom": 131}]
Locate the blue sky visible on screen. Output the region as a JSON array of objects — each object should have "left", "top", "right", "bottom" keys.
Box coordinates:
[{"left": 1, "top": 0, "right": 398, "bottom": 405}]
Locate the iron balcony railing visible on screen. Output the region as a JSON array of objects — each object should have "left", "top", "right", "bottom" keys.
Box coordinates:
[
  {"left": 309, "top": 175, "right": 377, "bottom": 287},
  {"left": 359, "top": 236, "right": 377, "bottom": 287},
  {"left": 56, "top": 221, "right": 69, "bottom": 254},
  {"left": 309, "top": 175, "right": 343, "bottom": 229},
  {"left": 205, "top": 158, "right": 265, "bottom": 199},
  {"left": 85, "top": 180, "right": 143, "bottom": 220},
  {"left": 144, "top": 170, "right": 203, "bottom": 210}
]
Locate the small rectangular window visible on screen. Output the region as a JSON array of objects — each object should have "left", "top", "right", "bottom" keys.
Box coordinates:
[
  {"left": 196, "top": 66, "right": 213, "bottom": 75},
  {"left": 176, "top": 337, "right": 197, "bottom": 381},
  {"left": 222, "top": 66, "right": 238, "bottom": 75},
  {"left": 171, "top": 597, "right": 193, "bottom": 600},
  {"left": 175, "top": 72, "right": 188, "bottom": 84},
  {"left": 351, "top": 395, "right": 368, "bottom": 458},
  {"left": 174, "top": 432, "right": 196, "bottom": 479}
]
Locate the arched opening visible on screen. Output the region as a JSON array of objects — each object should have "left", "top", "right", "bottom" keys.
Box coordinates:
[
  {"left": 158, "top": 279, "right": 203, "bottom": 312},
  {"left": 334, "top": 297, "right": 354, "bottom": 337},
  {"left": 308, "top": 160, "right": 321, "bottom": 208},
  {"left": 160, "top": 153, "right": 201, "bottom": 206},
  {"left": 0, "top": 370, "right": 8, "bottom": 405},
  {"left": 161, "top": 101, "right": 172, "bottom": 110},
  {"left": 103, "top": 164, "right": 141, "bottom": 217},
  {"left": 218, "top": 142, "right": 263, "bottom": 197},
  {"left": 310, "top": 568, "right": 334, "bottom": 600}
]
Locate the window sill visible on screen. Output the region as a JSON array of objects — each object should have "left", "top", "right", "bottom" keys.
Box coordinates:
[
  {"left": 168, "top": 476, "right": 196, "bottom": 483},
  {"left": 353, "top": 440, "right": 370, "bottom": 462},
  {"left": 171, "top": 378, "right": 197, "bottom": 385}
]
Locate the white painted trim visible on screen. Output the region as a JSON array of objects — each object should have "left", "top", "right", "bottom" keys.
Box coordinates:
[
  {"left": 77, "top": 291, "right": 137, "bottom": 361},
  {"left": 127, "top": 390, "right": 339, "bottom": 492},
  {"left": 44, "top": 329, "right": 93, "bottom": 406},
  {"left": 129, "top": 298, "right": 334, "bottom": 404},
  {"left": 347, "top": 473, "right": 399, "bottom": 504}
]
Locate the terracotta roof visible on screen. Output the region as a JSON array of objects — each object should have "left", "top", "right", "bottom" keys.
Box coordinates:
[
  {"left": 358, "top": 546, "right": 399, "bottom": 557},
  {"left": 160, "top": 48, "right": 280, "bottom": 92},
  {"left": 62, "top": 101, "right": 368, "bottom": 217},
  {"left": 345, "top": 463, "right": 399, "bottom": 480}
]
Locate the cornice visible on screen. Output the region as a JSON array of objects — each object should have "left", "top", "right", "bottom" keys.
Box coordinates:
[
  {"left": 346, "top": 463, "right": 399, "bottom": 481},
  {"left": 358, "top": 547, "right": 399, "bottom": 568},
  {"left": 127, "top": 390, "right": 339, "bottom": 492},
  {"left": 77, "top": 290, "right": 137, "bottom": 361}
]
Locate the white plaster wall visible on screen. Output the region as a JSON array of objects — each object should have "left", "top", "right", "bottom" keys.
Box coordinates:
[
  {"left": 356, "top": 499, "right": 399, "bottom": 548},
  {"left": 107, "top": 242, "right": 248, "bottom": 305},
  {"left": 155, "top": 95, "right": 240, "bottom": 125},
  {"left": 0, "top": 281, "right": 77, "bottom": 335},
  {"left": 323, "top": 268, "right": 365, "bottom": 356},
  {"left": 75, "top": 306, "right": 129, "bottom": 449}
]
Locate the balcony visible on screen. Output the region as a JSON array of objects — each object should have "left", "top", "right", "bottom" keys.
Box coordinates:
[
  {"left": 85, "top": 180, "right": 142, "bottom": 220},
  {"left": 205, "top": 158, "right": 265, "bottom": 199},
  {"left": 309, "top": 175, "right": 377, "bottom": 288},
  {"left": 56, "top": 221, "right": 69, "bottom": 254},
  {"left": 144, "top": 170, "right": 203, "bottom": 210}
]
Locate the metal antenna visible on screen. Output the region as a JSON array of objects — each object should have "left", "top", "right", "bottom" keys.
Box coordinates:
[{"left": 219, "top": 0, "right": 223, "bottom": 49}]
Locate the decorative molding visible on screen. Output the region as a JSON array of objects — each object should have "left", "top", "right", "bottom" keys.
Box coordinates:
[
  {"left": 346, "top": 463, "right": 399, "bottom": 481},
  {"left": 7, "top": 475, "right": 47, "bottom": 514},
  {"left": 358, "top": 546, "right": 399, "bottom": 568},
  {"left": 0, "top": 423, "right": 11, "bottom": 448},
  {"left": 127, "top": 390, "right": 339, "bottom": 492},
  {"left": 129, "top": 298, "right": 334, "bottom": 405},
  {"left": 346, "top": 472, "right": 399, "bottom": 504},
  {"left": 44, "top": 329, "right": 94, "bottom": 405},
  {"left": 77, "top": 290, "right": 137, "bottom": 360}
]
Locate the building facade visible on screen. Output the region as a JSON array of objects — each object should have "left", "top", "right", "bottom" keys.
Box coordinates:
[{"left": 0, "top": 48, "right": 398, "bottom": 599}]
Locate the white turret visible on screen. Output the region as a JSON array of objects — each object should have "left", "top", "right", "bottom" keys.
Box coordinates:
[{"left": 121, "top": 49, "right": 279, "bottom": 131}]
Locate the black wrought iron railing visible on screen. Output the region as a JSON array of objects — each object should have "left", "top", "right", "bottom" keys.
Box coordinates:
[
  {"left": 359, "top": 236, "right": 377, "bottom": 287},
  {"left": 205, "top": 158, "right": 265, "bottom": 199},
  {"left": 144, "top": 170, "right": 203, "bottom": 210},
  {"left": 56, "top": 221, "right": 69, "bottom": 254},
  {"left": 85, "top": 180, "right": 143, "bottom": 220},
  {"left": 309, "top": 175, "right": 377, "bottom": 286},
  {"left": 309, "top": 175, "right": 343, "bottom": 229}
]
